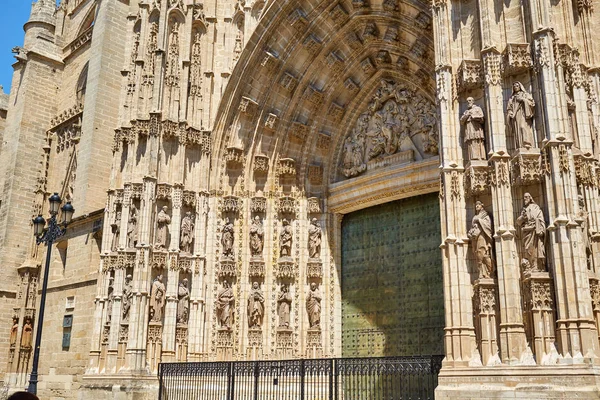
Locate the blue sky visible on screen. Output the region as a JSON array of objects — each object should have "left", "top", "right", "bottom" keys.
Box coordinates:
[
  {"left": 0, "top": 2, "right": 62, "bottom": 94},
  {"left": 0, "top": 3, "right": 34, "bottom": 94}
]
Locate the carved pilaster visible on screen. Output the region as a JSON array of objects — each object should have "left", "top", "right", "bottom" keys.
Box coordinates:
[
  {"left": 473, "top": 279, "right": 500, "bottom": 366},
  {"left": 522, "top": 272, "right": 556, "bottom": 364}
]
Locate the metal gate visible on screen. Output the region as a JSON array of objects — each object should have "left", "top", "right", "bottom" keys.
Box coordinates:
[{"left": 159, "top": 355, "right": 443, "bottom": 400}]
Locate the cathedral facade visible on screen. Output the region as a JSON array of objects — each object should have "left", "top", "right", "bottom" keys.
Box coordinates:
[{"left": 0, "top": 0, "right": 599, "bottom": 398}]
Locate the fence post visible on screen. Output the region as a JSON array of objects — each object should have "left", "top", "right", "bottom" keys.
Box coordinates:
[
  {"left": 300, "top": 359, "right": 305, "bottom": 400},
  {"left": 329, "top": 359, "right": 334, "bottom": 400},
  {"left": 227, "top": 362, "right": 235, "bottom": 400},
  {"left": 158, "top": 363, "right": 163, "bottom": 400},
  {"left": 253, "top": 361, "right": 259, "bottom": 400}
]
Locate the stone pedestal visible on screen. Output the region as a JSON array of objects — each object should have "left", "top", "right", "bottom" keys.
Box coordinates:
[
  {"left": 465, "top": 161, "right": 491, "bottom": 198},
  {"left": 218, "top": 259, "right": 236, "bottom": 279},
  {"left": 246, "top": 328, "right": 263, "bottom": 360},
  {"left": 216, "top": 328, "right": 233, "bottom": 361},
  {"left": 306, "top": 329, "right": 322, "bottom": 359},
  {"left": 276, "top": 328, "right": 293, "bottom": 359},
  {"left": 146, "top": 322, "right": 162, "bottom": 374},
  {"left": 473, "top": 279, "right": 500, "bottom": 366},
  {"left": 510, "top": 148, "right": 542, "bottom": 186},
  {"left": 307, "top": 259, "right": 322, "bottom": 279},
  {"left": 276, "top": 258, "right": 295, "bottom": 280},
  {"left": 522, "top": 271, "right": 556, "bottom": 364},
  {"left": 249, "top": 258, "right": 265, "bottom": 279},
  {"left": 175, "top": 325, "right": 188, "bottom": 362}
]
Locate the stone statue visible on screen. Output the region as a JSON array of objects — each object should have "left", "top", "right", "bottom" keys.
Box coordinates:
[
  {"left": 306, "top": 282, "right": 322, "bottom": 329},
  {"left": 221, "top": 217, "right": 234, "bottom": 259},
  {"left": 467, "top": 201, "right": 495, "bottom": 279},
  {"left": 280, "top": 219, "right": 293, "bottom": 258},
  {"left": 180, "top": 211, "right": 195, "bottom": 254},
  {"left": 9, "top": 317, "right": 18, "bottom": 346},
  {"left": 516, "top": 193, "right": 546, "bottom": 271},
  {"left": 127, "top": 204, "right": 138, "bottom": 248},
  {"left": 578, "top": 195, "right": 593, "bottom": 269},
  {"left": 247, "top": 282, "right": 265, "bottom": 328},
  {"left": 155, "top": 206, "right": 171, "bottom": 250},
  {"left": 106, "top": 277, "right": 114, "bottom": 322},
  {"left": 460, "top": 97, "right": 486, "bottom": 161},
  {"left": 21, "top": 317, "right": 33, "bottom": 348},
  {"left": 177, "top": 278, "right": 190, "bottom": 324},
  {"left": 122, "top": 274, "right": 133, "bottom": 322},
  {"left": 149, "top": 274, "right": 166, "bottom": 322},
  {"left": 111, "top": 211, "right": 121, "bottom": 252},
  {"left": 277, "top": 284, "right": 292, "bottom": 329},
  {"left": 216, "top": 280, "right": 235, "bottom": 329},
  {"left": 507, "top": 82, "right": 536, "bottom": 149},
  {"left": 308, "top": 218, "right": 322, "bottom": 259},
  {"left": 249, "top": 216, "right": 264, "bottom": 257}
]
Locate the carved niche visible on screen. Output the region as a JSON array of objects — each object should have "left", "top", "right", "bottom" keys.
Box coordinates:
[{"left": 341, "top": 80, "right": 439, "bottom": 178}]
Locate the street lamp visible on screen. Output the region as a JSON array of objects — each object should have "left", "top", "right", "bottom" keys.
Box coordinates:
[{"left": 28, "top": 193, "right": 75, "bottom": 395}]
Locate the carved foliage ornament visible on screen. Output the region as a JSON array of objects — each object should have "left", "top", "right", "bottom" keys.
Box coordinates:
[{"left": 341, "top": 80, "right": 439, "bottom": 178}]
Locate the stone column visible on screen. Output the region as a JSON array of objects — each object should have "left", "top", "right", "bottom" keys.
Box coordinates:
[
  {"left": 533, "top": 27, "right": 599, "bottom": 360},
  {"left": 481, "top": 47, "right": 529, "bottom": 364}
]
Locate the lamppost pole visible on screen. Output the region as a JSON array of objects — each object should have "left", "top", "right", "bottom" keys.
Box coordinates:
[{"left": 28, "top": 193, "right": 74, "bottom": 395}]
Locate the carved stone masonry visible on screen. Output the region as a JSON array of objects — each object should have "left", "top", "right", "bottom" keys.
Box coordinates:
[
  {"left": 290, "top": 122, "right": 310, "bottom": 142},
  {"left": 254, "top": 154, "right": 269, "bottom": 174},
  {"left": 250, "top": 197, "right": 266, "bottom": 213},
  {"left": 456, "top": 60, "right": 483, "bottom": 93},
  {"left": 307, "top": 197, "right": 321, "bottom": 214},
  {"left": 222, "top": 196, "right": 240, "bottom": 214},
  {"left": 511, "top": 150, "right": 542, "bottom": 186},
  {"left": 465, "top": 164, "right": 491, "bottom": 198},
  {"left": 225, "top": 146, "right": 244, "bottom": 168},
  {"left": 278, "top": 158, "right": 297, "bottom": 177},
  {"left": 503, "top": 44, "right": 533, "bottom": 76},
  {"left": 277, "top": 197, "right": 297, "bottom": 215}
]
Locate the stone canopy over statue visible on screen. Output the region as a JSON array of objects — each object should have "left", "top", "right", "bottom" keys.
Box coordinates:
[{"left": 341, "top": 80, "right": 439, "bottom": 178}]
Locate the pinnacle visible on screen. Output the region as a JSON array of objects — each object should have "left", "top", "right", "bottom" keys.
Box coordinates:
[{"left": 29, "top": 0, "right": 57, "bottom": 25}]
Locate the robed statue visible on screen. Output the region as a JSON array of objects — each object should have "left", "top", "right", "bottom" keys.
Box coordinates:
[
  {"left": 222, "top": 218, "right": 235, "bottom": 259},
  {"left": 247, "top": 282, "right": 265, "bottom": 328},
  {"left": 460, "top": 97, "right": 486, "bottom": 161},
  {"left": 249, "top": 216, "right": 264, "bottom": 257},
  {"left": 216, "top": 280, "right": 235, "bottom": 329},
  {"left": 516, "top": 193, "right": 546, "bottom": 271},
  {"left": 308, "top": 218, "right": 322, "bottom": 259},
  {"left": 280, "top": 219, "right": 293, "bottom": 258},
  {"left": 278, "top": 284, "right": 292, "bottom": 328},
  {"left": 467, "top": 201, "right": 495, "bottom": 278},
  {"left": 155, "top": 206, "right": 171, "bottom": 250},
  {"left": 177, "top": 278, "right": 190, "bottom": 324},
  {"left": 150, "top": 275, "right": 166, "bottom": 322},
  {"left": 306, "top": 282, "right": 322, "bottom": 329},
  {"left": 507, "top": 82, "right": 536, "bottom": 149}
]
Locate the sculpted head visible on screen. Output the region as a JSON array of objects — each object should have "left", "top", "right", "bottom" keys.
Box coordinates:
[
  {"left": 281, "top": 284, "right": 288, "bottom": 293},
  {"left": 523, "top": 192, "right": 533, "bottom": 206},
  {"left": 512, "top": 81, "right": 525, "bottom": 94},
  {"left": 182, "top": 278, "right": 188, "bottom": 287},
  {"left": 252, "top": 281, "right": 259, "bottom": 290},
  {"left": 310, "top": 282, "right": 317, "bottom": 291},
  {"left": 475, "top": 201, "right": 484, "bottom": 212},
  {"left": 467, "top": 97, "right": 475, "bottom": 107}
]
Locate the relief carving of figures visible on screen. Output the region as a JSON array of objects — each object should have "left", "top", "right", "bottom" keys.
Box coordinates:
[
  {"left": 21, "top": 317, "right": 33, "bottom": 348},
  {"left": 180, "top": 211, "right": 195, "bottom": 254},
  {"left": 221, "top": 218, "right": 235, "bottom": 259},
  {"left": 149, "top": 274, "right": 166, "bottom": 322},
  {"left": 278, "top": 284, "right": 292, "bottom": 328},
  {"left": 341, "top": 80, "right": 439, "bottom": 178},
  {"left": 507, "top": 82, "right": 536, "bottom": 149},
  {"left": 249, "top": 216, "right": 264, "bottom": 257},
  {"left": 308, "top": 218, "right": 322, "bottom": 259},
  {"left": 127, "top": 205, "right": 138, "bottom": 248},
  {"left": 578, "top": 195, "right": 593, "bottom": 269},
  {"left": 9, "top": 317, "right": 18, "bottom": 346},
  {"left": 517, "top": 193, "right": 546, "bottom": 271},
  {"left": 280, "top": 219, "right": 293, "bottom": 258},
  {"left": 177, "top": 278, "right": 190, "bottom": 324},
  {"left": 216, "top": 280, "right": 235, "bottom": 329},
  {"left": 467, "top": 201, "right": 495, "bottom": 278},
  {"left": 122, "top": 274, "right": 133, "bottom": 322},
  {"left": 155, "top": 206, "right": 171, "bottom": 250},
  {"left": 461, "top": 97, "right": 487, "bottom": 161},
  {"left": 306, "top": 282, "right": 322, "bottom": 329},
  {"left": 111, "top": 211, "right": 121, "bottom": 252},
  {"left": 247, "top": 282, "right": 265, "bottom": 329}
]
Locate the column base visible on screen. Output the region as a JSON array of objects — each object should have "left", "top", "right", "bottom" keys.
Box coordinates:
[{"left": 436, "top": 365, "right": 600, "bottom": 399}]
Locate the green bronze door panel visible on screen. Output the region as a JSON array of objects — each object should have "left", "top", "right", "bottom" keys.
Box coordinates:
[{"left": 341, "top": 193, "right": 444, "bottom": 357}]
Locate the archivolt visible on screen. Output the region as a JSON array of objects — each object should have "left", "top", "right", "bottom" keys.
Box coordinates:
[{"left": 211, "top": 0, "right": 435, "bottom": 196}]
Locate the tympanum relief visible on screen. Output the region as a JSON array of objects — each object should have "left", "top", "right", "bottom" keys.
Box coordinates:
[{"left": 341, "top": 80, "right": 439, "bottom": 178}]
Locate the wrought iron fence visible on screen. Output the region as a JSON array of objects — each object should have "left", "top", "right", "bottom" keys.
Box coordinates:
[{"left": 159, "top": 355, "right": 443, "bottom": 400}]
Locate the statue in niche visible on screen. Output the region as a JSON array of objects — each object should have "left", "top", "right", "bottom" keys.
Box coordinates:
[
  {"left": 249, "top": 216, "right": 264, "bottom": 257},
  {"left": 308, "top": 218, "right": 322, "bottom": 259},
  {"left": 221, "top": 217, "right": 235, "bottom": 259},
  {"left": 122, "top": 274, "right": 133, "bottom": 322},
  {"left": 578, "top": 195, "right": 593, "bottom": 269},
  {"left": 460, "top": 97, "right": 487, "bottom": 161},
  {"left": 517, "top": 193, "right": 546, "bottom": 272},
  {"left": 177, "top": 278, "right": 190, "bottom": 324},
  {"left": 216, "top": 280, "right": 235, "bottom": 329},
  {"left": 306, "top": 282, "right": 322, "bottom": 330},
  {"left": 280, "top": 219, "right": 293, "bottom": 258},
  {"left": 247, "top": 282, "right": 265, "bottom": 329},
  {"left": 111, "top": 211, "right": 121, "bottom": 252},
  {"left": 9, "top": 317, "right": 18, "bottom": 346},
  {"left": 149, "top": 274, "right": 166, "bottom": 323},
  {"left": 155, "top": 206, "right": 171, "bottom": 250},
  {"left": 180, "top": 211, "right": 195, "bottom": 254},
  {"left": 507, "top": 82, "right": 536, "bottom": 149},
  {"left": 341, "top": 80, "right": 439, "bottom": 178},
  {"left": 278, "top": 284, "right": 292, "bottom": 329},
  {"left": 467, "top": 201, "right": 495, "bottom": 279},
  {"left": 127, "top": 205, "right": 138, "bottom": 248},
  {"left": 106, "top": 277, "right": 114, "bottom": 323},
  {"left": 21, "top": 317, "right": 33, "bottom": 348}
]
